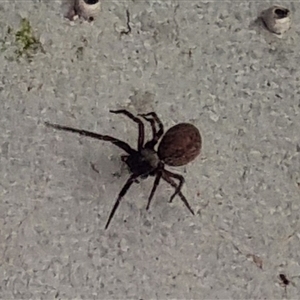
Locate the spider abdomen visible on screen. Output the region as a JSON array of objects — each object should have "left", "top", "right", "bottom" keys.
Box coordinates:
[{"left": 158, "top": 123, "right": 201, "bottom": 167}]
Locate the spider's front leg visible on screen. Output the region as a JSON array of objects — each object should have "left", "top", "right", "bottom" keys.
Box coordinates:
[
  {"left": 45, "top": 122, "right": 135, "bottom": 154},
  {"left": 145, "top": 162, "right": 165, "bottom": 210},
  {"left": 146, "top": 172, "right": 162, "bottom": 210},
  {"left": 110, "top": 110, "right": 145, "bottom": 151},
  {"left": 139, "top": 112, "right": 164, "bottom": 149},
  {"left": 105, "top": 173, "right": 139, "bottom": 229}
]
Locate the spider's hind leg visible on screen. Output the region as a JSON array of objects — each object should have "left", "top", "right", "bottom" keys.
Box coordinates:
[
  {"left": 163, "top": 169, "right": 185, "bottom": 203},
  {"left": 161, "top": 170, "right": 194, "bottom": 215}
]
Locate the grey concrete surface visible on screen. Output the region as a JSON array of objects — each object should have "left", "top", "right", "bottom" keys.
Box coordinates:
[{"left": 1, "top": 0, "right": 300, "bottom": 299}]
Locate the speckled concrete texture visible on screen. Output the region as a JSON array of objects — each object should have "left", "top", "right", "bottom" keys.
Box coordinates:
[{"left": 0, "top": 1, "right": 300, "bottom": 299}]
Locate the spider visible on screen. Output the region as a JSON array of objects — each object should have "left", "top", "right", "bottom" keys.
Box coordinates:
[{"left": 45, "top": 110, "right": 202, "bottom": 229}]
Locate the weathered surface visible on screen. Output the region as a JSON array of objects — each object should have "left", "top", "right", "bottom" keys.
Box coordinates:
[{"left": 0, "top": 1, "right": 299, "bottom": 299}]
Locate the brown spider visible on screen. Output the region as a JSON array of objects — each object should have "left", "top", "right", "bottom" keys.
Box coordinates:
[{"left": 45, "top": 110, "right": 202, "bottom": 229}]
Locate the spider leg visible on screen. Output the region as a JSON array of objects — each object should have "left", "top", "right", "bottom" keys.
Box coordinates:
[
  {"left": 146, "top": 170, "right": 162, "bottom": 210},
  {"left": 105, "top": 173, "right": 138, "bottom": 229},
  {"left": 110, "top": 110, "right": 145, "bottom": 151},
  {"left": 161, "top": 171, "right": 195, "bottom": 215},
  {"left": 139, "top": 112, "right": 164, "bottom": 149},
  {"left": 163, "top": 169, "right": 185, "bottom": 203},
  {"left": 45, "top": 122, "right": 135, "bottom": 155},
  {"left": 142, "top": 116, "right": 156, "bottom": 142}
]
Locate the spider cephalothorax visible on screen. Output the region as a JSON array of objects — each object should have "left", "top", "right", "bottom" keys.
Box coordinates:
[{"left": 45, "top": 110, "right": 202, "bottom": 229}]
